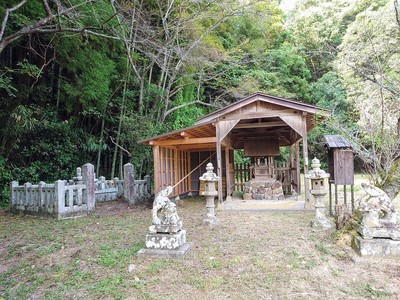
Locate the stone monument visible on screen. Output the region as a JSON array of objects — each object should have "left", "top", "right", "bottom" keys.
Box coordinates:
[
  {"left": 137, "top": 186, "right": 191, "bottom": 258},
  {"left": 199, "top": 163, "right": 220, "bottom": 226},
  {"left": 305, "top": 157, "right": 333, "bottom": 229},
  {"left": 352, "top": 183, "right": 400, "bottom": 256}
]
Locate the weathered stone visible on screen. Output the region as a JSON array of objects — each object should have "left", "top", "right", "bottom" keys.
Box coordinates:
[
  {"left": 352, "top": 235, "right": 400, "bottom": 256},
  {"left": 124, "top": 163, "right": 135, "bottom": 205},
  {"left": 137, "top": 243, "right": 191, "bottom": 258},
  {"left": 305, "top": 157, "right": 333, "bottom": 230},
  {"left": 149, "top": 221, "right": 183, "bottom": 234},
  {"left": 353, "top": 183, "right": 400, "bottom": 256},
  {"left": 252, "top": 193, "right": 263, "bottom": 200},
  {"left": 145, "top": 230, "right": 187, "bottom": 250},
  {"left": 138, "top": 186, "right": 191, "bottom": 258},
  {"left": 272, "top": 187, "right": 283, "bottom": 195},
  {"left": 82, "top": 163, "right": 95, "bottom": 211},
  {"left": 199, "top": 163, "right": 220, "bottom": 226},
  {"left": 243, "top": 178, "right": 284, "bottom": 200},
  {"left": 243, "top": 193, "right": 252, "bottom": 200}
]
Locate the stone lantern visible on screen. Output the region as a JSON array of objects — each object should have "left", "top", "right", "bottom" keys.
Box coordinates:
[
  {"left": 305, "top": 157, "right": 333, "bottom": 229},
  {"left": 199, "top": 163, "right": 220, "bottom": 226}
]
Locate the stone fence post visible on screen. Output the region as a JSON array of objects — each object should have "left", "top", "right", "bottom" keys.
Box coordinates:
[
  {"left": 10, "top": 181, "right": 18, "bottom": 206},
  {"left": 38, "top": 181, "right": 45, "bottom": 208},
  {"left": 82, "top": 163, "right": 95, "bottom": 211},
  {"left": 144, "top": 175, "right": 151, "bottom": 197},
  {"left": 55, "top": 180, "right": 66, "bottom": 219},
  {"left": 124, "top": 163, "right": 135, "bottom": 204}
]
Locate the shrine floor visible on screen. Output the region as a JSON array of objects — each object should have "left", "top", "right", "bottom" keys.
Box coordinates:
[{"left": 218, "top": 193, "right": 314, "bottom": 211}]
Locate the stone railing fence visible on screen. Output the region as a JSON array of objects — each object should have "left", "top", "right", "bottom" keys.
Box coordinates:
[{"left": 9, "top": 163, "right": 151, "bottom": 220}]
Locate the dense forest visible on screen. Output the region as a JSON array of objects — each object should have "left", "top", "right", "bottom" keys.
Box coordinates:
[{"left": 0, "top": 0, "right": 399, "bottom": 205}]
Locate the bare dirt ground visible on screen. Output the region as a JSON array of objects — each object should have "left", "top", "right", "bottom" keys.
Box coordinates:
[{"left": 1, "top": 192, "right": 400, "bottom": 300}]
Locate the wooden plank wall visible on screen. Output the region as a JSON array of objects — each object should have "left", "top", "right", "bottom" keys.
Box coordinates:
[
  {"left": 157, "top": 146, "right": 190, "bottom": 197},
  {"left": 234, "top": 163, "right": 251, "bottom": 192}
]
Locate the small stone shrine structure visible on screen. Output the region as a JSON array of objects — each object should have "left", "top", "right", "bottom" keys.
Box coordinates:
[
  {"left": 138, "top": 186, "right": 191, "bottom": 258},
  {"left": 352, "top": 183, "right": 400, "bottom": 256},
  {"left": 199, "top": 163, "right": 220, "bottom": 225},
  {"left": 243, "top": 158, "right": 284, "bottom": 200},
  {"left": 305, "top": 157, "right": 333, "bottom": 229}
]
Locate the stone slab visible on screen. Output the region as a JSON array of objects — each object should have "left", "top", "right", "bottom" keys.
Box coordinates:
[
  {"left": 145, "top": 230, "right": 187, "bottom": 250},
  {"left": 137, "top": 243, "right": 191, "bottom": 259},
  {"left": 149, "top": 221, "right": 182, "bottom": 233},
  {"left": 352, "top": 235, "right": 400, "bottom": 256},
  {"left": 358, "top": 225, "right": 400, "bottom": 240}
]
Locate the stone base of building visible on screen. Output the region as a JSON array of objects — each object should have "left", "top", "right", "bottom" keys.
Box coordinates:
[
  {"left": 137, "top": 243, "right": 191, "bottom": 258},
  {"left": 243, "top": 179, "right": 284, "bottom": 200},
  {"left": 352, "top": 235, "right": 400, "bottom": 256}
]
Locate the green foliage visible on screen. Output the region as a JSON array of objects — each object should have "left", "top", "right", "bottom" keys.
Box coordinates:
[
  {"left": 168, "top": 82, "right": 205, "bottom": 130},
  {"left": 0, "top": 157, "right": 12, "bottom": 207},
  {"left": 262, "top": 45, "right": 312, "bottom": 100}
]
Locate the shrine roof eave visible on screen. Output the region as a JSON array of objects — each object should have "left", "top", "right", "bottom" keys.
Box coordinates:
[
  {"left": 137, "top": 121, "right": 216, "bottom": 145},
  {"left": 195, "top": 92, "right": 331, "bottom": 125}
]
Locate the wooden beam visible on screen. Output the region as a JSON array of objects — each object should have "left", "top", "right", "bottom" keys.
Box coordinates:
[
  {"left": 176, "top": 143, "right": 216, "bottom": 151},
  {"left": 152, "top": 137, "right": 216, "bottom": 146},
  {"left": 221, "top": 109, "right": 298, "bottom": 121},
  {"left": 280, "top": 115, "right": 306, "bottom": 137},
  {"left": 180, "top": 131, "right": 196, "bottom": 139},
  {"left": 234, "top": 121, "right": 287, "bottom": 129},
  {"left": 218, "top": 120, "right": 240, "bottom": 140}
]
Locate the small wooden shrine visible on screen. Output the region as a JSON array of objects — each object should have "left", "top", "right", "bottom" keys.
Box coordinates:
[
  {"left": 138, "top": 92, "right": 330, "bottom": 203},
  {"left": 324, "top": 135, "right": 355, "bottom": 214}
]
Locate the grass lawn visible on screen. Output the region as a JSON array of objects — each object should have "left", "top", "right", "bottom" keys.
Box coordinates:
[{"left": 1, "top": 193, "right": 400, "bottom": 299}]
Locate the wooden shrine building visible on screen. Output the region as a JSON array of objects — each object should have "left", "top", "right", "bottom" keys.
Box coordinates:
[{"left": 138, "top": 92, "right": 330, "bottom": 202}]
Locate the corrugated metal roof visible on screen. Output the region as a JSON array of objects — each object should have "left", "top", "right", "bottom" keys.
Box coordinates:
[{"left": 324, "top": 135, "right": 352, "bottom": 149}]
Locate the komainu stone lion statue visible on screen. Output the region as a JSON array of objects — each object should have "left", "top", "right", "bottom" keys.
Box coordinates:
[
  {"left": 151, "top": 186, "right": 180, "bottom": 225},
  {"left": 359, "top": 182, "right": 399, "bottom": 240},
  {"left": 360, "top": 183, "right": 396, "bottom": 225}
]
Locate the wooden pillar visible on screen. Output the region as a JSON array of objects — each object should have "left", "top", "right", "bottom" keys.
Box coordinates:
[
  {"left": 216, "top": 125, "right": 223, "bottom": 203},
  {"left": 174, "top": 148, "right": 179, "bottom": 195},
  {"left": 153, "top": 145, "right": 161, "bottom": 195},
  {"left": 302, "top": 113, "right": 310, "bottom": 203},
  {"left": 296, "top": 141, "right": 301, "bottom": 194},
  {"left": 225, "top": 146, "right": 231, "bottom": 199}
]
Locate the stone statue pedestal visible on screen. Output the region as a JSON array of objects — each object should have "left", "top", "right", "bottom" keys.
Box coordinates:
[
  {"left": 352, "top": 236, "right": 400, "bottom": 256},
  {"left": 200, "top": 163, "right": 220, "bottom": 226},
  {"left": 138, "top": 187, "right": 191, "bottom": 258}
]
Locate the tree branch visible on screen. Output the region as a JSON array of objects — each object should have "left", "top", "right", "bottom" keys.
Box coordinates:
[
  {"left": 164, "top": 100, "right": 218, "bottom": 117},
  {"left": 109, "top": 136, "right": 131, "bottom": 157},
  {"left": 395, "top": 0, "right": 400, "bottom": 30},
  {"left": 0, "top": 0, "right": 27, "bottom": 41},
  {"left": 0, "top": 0, "right": 104, "bottom": 54}
]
